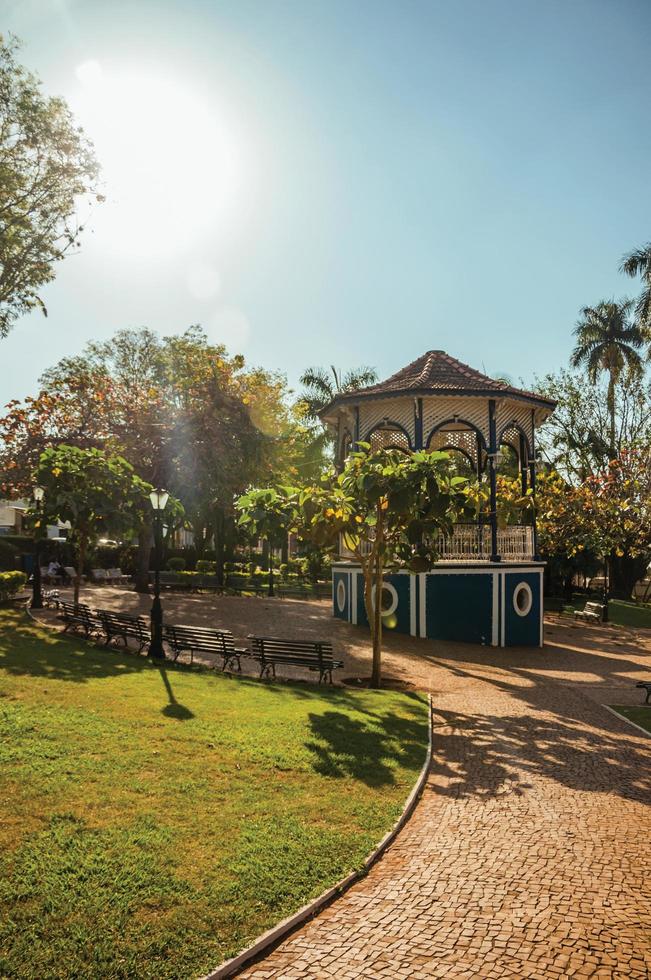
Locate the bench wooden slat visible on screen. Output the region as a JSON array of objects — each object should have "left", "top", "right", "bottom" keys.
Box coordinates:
[
  {"left": 248, "top": 635, "right": 342, "bottom": 683},
  {"left": 163, "top": 624, "right": 245, "bottom": 670}
]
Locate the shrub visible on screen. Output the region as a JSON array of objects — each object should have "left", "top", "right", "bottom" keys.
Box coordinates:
[
  {"left": 0, "top": 539, "right": 18, "bottom": 571},
  {"left": 279, "top": 563, "right": 288, "bottom": 580},
  {"left": 196, "top": 560, "right": 216, "bottom": 574},
  {"left": 247, "top": 561, "right": 257, "bottom": 576},
  {"left": 166, "top": 557, "right": 186, "bottom": 571},
  {"left": 0, "top": 570, "right": 27, "bottom": 600}
]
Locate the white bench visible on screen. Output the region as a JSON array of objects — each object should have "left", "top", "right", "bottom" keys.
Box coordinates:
[{"left": 574, "top": 601, "right": 604, "bottom": 623}]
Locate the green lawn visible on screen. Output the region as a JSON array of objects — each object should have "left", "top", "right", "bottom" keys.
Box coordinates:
[
  {"left": 548, "top": 596, "right": 651, "bottom": 628},
  {"left": 0, "top": 609, "right": 428, "bottom": 980},
  {"left": 610, "top": 704, "right": 651, "bottom": 733}
]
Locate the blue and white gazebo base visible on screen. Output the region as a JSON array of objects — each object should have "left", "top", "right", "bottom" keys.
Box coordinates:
[{"left": 333, "top": 562, "right": 544, "bottom": 647}]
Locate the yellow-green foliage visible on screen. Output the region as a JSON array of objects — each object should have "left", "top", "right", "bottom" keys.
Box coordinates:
[{"left": 0, "top": 570, "right": 26, "bottom": 599}]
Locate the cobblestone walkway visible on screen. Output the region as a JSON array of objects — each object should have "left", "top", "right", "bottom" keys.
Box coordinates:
[{"left": 238, "top": 654, "right": 651, "bottom": 978}]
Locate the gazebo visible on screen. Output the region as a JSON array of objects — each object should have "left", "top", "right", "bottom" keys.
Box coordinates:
[{"left": 320, "top": 350, "right": 556, "bottom": 647}]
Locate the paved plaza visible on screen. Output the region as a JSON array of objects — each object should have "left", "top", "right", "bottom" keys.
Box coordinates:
[{"left": 39, "top": 590, "right": 651, "bottom": 977}]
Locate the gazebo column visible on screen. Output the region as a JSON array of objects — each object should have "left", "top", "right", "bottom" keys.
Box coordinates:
[
  {"left": 414, "top": 398, "right": 423, "bottom": 449},
  {"left": 519, "top": 432, "right": 528, "bottom": 496},
  {"left": 476, "top": 432, "right": 483, "bottom": 553},
  {"left": 529, "top": 409, "right": 540, "bottom": 561},
  {"left": 488, "top": 400, "right": 500, "bottom": 562}
]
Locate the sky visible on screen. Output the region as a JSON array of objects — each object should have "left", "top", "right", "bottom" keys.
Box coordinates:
[{"left": 2, "top": 0, "right": 651, "bottom": 404}]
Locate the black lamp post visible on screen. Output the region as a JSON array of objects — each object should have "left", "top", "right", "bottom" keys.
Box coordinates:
[
  {"left": 30, "top": 486, "right": 45, "bottom": 610},
  {"left": 148, "top": 488, "right": 169, "bottom": 659}
]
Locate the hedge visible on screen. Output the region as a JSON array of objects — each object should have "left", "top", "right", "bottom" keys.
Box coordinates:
[{"left": 0, "top": 570, "right": 27, "bottom": 600}]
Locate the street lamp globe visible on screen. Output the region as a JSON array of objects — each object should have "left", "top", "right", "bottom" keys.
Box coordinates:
[{"left": 149, "top": 488, "right": 169, "bottom": 511}]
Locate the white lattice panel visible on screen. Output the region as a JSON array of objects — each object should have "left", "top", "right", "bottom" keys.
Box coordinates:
[
  {"left": 369, "top": 427, "right": 410, "bottom": 452},
  {"left": 422, "top": 396, "right": 490, "bottom": 447},
  {"left": 496, "top": 400, "right": 534, "bottom": 455},
  {"left": 360, "top": 398, "right": 415, "bottom": 444}
]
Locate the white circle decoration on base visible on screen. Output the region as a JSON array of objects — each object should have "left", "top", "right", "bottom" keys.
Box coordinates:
[
  {"left": 372, "top": 582, "right": 399, "bottom": 618},
  {"left": 513, "top": 581, "right": 533, "bottom": 617},
  {"left": 336, "top": 579, "right": 347, "bottom": 613}
]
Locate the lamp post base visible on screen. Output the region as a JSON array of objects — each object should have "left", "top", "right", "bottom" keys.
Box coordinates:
[{"left": 148, "top": 594, "right": 166, "bottom": 659}]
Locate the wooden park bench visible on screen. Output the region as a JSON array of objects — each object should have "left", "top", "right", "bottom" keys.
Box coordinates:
[
  {"left": 163, "top": 624, "right": 247, "bottom": 670},
  {"left": 97, "top": 609, "right": 150, "bottom": 652},
  {"left": 225, "top": 576, "right": 266, "bottom": 597},
  {"left": 276, "top": 583, "right": 311, "bottom": 600},
  {"left": 636, "top": 681, "right": 651, "bottom": 704},
  {"left": 58, "top": 600, "right": 102, "bottom": 639},
  {"left": 107, "top": 568, "right": 131, "bottom": 586},
  {"left": 90, "top": 568, "right": 109, "bottom": 584},
  {"left": 574, "top": 601, "right": 605, "bottom": 623},
  {"left": 248, "top": 635, "right": 343, "bottom": 683}
]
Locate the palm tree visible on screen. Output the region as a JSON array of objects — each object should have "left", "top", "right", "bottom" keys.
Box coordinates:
[
  {"left": 299, "top": 364, "right": 378, "bottom": 420},
  {"left": 570, "top": 299, "right": 644, "bottom": 459},
  {"left": 621, "top": 243, "right": 651, "bottom": 328}
]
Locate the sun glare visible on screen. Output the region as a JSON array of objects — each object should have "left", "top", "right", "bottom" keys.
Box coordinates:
[{"left": 72, "top": 62, "right": 241, "bottom": 259}]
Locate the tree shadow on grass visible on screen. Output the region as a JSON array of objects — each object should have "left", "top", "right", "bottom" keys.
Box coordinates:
[
  {"left": 305, "top": 704, "right": 428, "bottom": 787},
  {"left": 0, "top": 614, "right": 150, "bottom": 683}
]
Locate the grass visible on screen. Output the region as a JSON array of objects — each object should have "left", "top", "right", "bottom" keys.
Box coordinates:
[
  {"left": 610, "top": 704, "right": 651, "bottom": 734},
  {"left": 549, "top": 596, "right": 651, "bottom": 628},
  {"left": 0, "top": 609, "right": 428, "bottom": 980}
]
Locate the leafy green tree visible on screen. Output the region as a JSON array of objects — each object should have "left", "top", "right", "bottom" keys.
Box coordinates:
[
  {"left": 570, "top": 299, "right": 644, "bottom": 458},
  {"left": 238, "top": 448, "right": 472, "bottom": 686},
  {"left": 535, "top": 368, "right": 651, "bottom": 481},
  {"left": 236, "top": 486, "right": 299, "bottom": 596},
  {"left": 536, "top": 455, "right": 651, "bottom": 600},
  {"left": 34, "top": 445, "right": 152, "bottom": 603},
  {"left": 0, "top": 35, "right": 101, "bottom": 337},
  {"left": 1, "top": 326, "right": 308, "bottom": 590},
  {"left": 621, "top": 242, "right": 651, "bottom": 329}
]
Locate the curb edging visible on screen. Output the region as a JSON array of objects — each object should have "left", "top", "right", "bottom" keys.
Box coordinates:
[
  {"left": 202, "top": 693, "right": 434, "bottom": 980},
  {"left": 602, "top": 703, "right": 650, "bottom": 739}
]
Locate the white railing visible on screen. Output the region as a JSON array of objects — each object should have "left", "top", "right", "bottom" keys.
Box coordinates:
[
  {"left": 434, "top": 524, "right": 534, "bottom": 562},
  {"left": 338, "top": 524, "right": 534, "bottom": 562}
]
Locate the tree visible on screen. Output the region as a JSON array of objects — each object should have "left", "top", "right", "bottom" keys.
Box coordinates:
[
  {"left": 298, "top": 364, "right": 378, "bottom": 420},
  {"left": 535, "top": 369, "right": 651, "bottom": 481},
  {"left": 0, "top": 35, "right": 101, "bottom": 337},
  {"left": 621, "top": 243, "right": 651, "bottom": 330},
  {"left": 569, "top": 300, "right": 644, "bottom": 459},
  {"left": 34, "top": 445, "right": 152, "bottom": 603},
  {"left": 238, "top": 448, "right": 472, "bottom": 687},
  {"left": 236, "top": 486, "right": 299, "bottom": 596},
  {"left": 535, "top": 454, "right": 651, "bottom": 600},
  {"left": 1, "top": 326, "right": 307, "bottom": 590}
]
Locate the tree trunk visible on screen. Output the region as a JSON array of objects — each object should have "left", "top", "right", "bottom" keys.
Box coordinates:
[
  {"left": 370, "top": 546, "right": 383, "bottom": 688},
  {"left": 607, "top": 374, "right": 616, "bottom": 460},
  {"left": 261, "top": 539, "right": 269, "bottom": 571},
  {"left": 268, "top": 537, "right": 275, "bottom": 596},
  {"left": 213, "top": 506, "right": 226, "bottom": 587},
  {"left": 134, "top": 524, "right": 152, "bottom": 594},
  {"left": 281, "top": 535, "right": 289, "bottom": 565},
  {"left": 609, "top": 552, "right": 648, "bottom": 600},
  {"left": 75, "top": 533, "right": 87, "bottom": 606}
]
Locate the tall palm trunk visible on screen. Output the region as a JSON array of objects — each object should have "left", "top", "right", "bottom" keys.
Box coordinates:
[{"left": 607, "top": 372, "right": 616, "bottom": 460}]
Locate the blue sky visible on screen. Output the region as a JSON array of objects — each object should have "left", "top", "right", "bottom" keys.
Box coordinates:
[{"left": 2, "top": 0, "right": 650, "bottom": 402}]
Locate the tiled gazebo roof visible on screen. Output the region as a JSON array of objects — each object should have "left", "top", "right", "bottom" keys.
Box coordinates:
[{"left": 322, "top": 350, "right": 555, "bottom": 412}]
